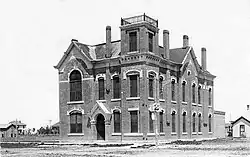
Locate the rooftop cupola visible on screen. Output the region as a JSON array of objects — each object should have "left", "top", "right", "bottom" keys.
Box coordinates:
[{"left": 120, "top": 14, "right": 159, "bottom": 56}]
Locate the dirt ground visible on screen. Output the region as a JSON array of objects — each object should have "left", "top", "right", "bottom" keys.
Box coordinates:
[{"left": 1, "top": 138, "right": 250, "bottom": 157}]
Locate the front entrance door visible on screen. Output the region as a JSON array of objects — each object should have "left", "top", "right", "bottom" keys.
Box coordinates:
[{"left": 96, "top": 114, "right": 105, "bottom": 140}]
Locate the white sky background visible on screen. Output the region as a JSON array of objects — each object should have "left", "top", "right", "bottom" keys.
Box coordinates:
[{"left": 0, "top": 0, "right": 250, "bottom": 129}]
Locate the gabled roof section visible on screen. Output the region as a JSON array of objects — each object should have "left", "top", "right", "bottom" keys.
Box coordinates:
[
  {"left": 158, "top": 46, "right": 190, "bottom": 63},
  {"left": 0, "top": 123, "right": 15, "bottom": 129},
  {"left": 9, "top": 121, "right": 26, "bottom": 126},
  {"left": 232, "top": 116, "right": 250, "bottom": 126}
]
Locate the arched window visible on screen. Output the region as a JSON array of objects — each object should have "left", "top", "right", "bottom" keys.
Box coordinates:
[
  {"left": 171, "top": 79, "right": 176, "bottom": 101},
  {"left": 70, "top": 111, "right": 82, "bottom": 133},
  {"left": 198, "top": 113, "right": 202, "bottom": 132},
  {"left": 192, "top": 113, "right": 196, "bottom": 132},
  {"left": 208, "top": 88, "right": 212, "bottom": 106},
  {"left": 69, "top": 70, "right": 82, "bottom": 101},
  {"left": 198, "top": 85, "right": 201, "bottom": 104},
  {"left": 98, "top": 77, "right": 105, "bottom": 100},
  {"left": 182, "top": 81, "right": 186, "bottom": 102},
  {"left": 159, "top": 76, "right": 163, "bottom": 99},
  {"left": 129, "top": 32, "right": 137, "bottom": 52},
  {"left": 113, "top": 110, "right": 121, "bottom": 133},
  {"left": 130, "top": 111, "right": 138, "bottom": 133},
  {"left": 149, "top": 111, "right": 154, "bottom": 133},
  {"left": 159, "top": 111, "right": 164, "bottom": 133},
  {"left": 183, "top": 112, "right": 186, "bottom": 133},
  {"left": 130, "top": 75, "right": 138, "bottom": 97},
  {"left": 148, "top": 32, "right": 153, "bottom": 52},
  {"left": 192, "top": 83, "right": 196, "bottom": 103},
  {"left": 148, "top": 74, "right": 154, "bottom": 98},
  {"left": 113, "top": 76, "right": 120, "bottom": 99},
  {"left": 171, "top": 111, "right": 176, "bottom": 133},
  {"left": 208, "top": 114, "right": 212, "bottom": 132}
]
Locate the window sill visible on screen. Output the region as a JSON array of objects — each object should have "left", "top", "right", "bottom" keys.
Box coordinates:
[
  {"left": 159, "top": 99, "right": 165, "bottom": 102},
  {"left": 147, "top": 133, "right": 156, "bottom": 136},
  {"left": 97, "top": 100, "right": 106, "bottom": 102},
  {"left": 126, "top": 97, "right": 140, "bottom": 100},
  {"left": 182, "top": 132, "right": 188, "bottom": 135},
  {"left": 171, "top": 132, "right": 177, "bottom": 135},
  {"left": 192, "top": 103, "right": 197, "bottom": 106},
  {"left": 198, "top": 132, "right": 202, "bottom": 135},
  {"left": 67, "top": 101, "right": 84, "bottom": 105},
  {"left": 111, "top": 98, "right": 121, "bottom": 102},
  {"left": 127, "top": 51, "right": 139, "bottom": 54},
  {"left": 208, "top": 105, "right": 212, "bottom": 108},
  {"left": 68, "top": 133, "right": 84, "bottom": 136},
  {"left": 124, "top": 133, "right": 143, "bottom": 137},
  {"left": 148, "top": 97, "right": 154, "bottom": 101},
  {"left": 208, "top": 132, "right": 213, "bottom": 134},
  {"left": 112, "top": 133, "right": 121, "bottom": 136},
  {"left": 128, "top": 107, "right": 139, "bottom": 111},
  {"left": 192, "top": 132, "right": 197, "bottom": 135},
  {"left": 182, "top": 101, "right": 187, "bottom": 105},
  {"left": 171, "top": 100, "right": 177, "bottom": 104},
  {"left": 198, "top": 104, "right": 202, "bottom": 107}
]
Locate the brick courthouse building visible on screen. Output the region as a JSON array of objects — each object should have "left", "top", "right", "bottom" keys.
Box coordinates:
[{"left": 54, "top": 14, "right": 216, "bottom": 141}]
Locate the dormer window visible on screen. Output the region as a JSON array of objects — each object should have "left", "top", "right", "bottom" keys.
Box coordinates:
[
  {"left": 148, "top": 32, "right": 153, "bottom": 52},
  {"left": 129, "top": 32, "right": 137, "bottom": 52}
]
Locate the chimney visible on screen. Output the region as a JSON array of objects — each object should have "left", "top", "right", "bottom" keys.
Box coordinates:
[
  {"left": 106, "top": 26, "right": 111, "bottom": 58},
  {"left": 201, "top": 47, "right": 207, "bottom": 71},
  {"left": 247, "top": 105, "right": 249, "bottom": 110},
  {"left": 183, "top": 35, "right": 189, "bottom": 47},
  {"left": 163, "top": 30, "right": 170, "bottom": 59}
]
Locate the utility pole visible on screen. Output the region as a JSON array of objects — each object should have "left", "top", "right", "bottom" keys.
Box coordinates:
[{"left": 15, "top": 119, "right": 18, "bottom": 142}]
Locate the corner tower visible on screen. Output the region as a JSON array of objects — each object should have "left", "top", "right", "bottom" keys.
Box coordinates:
[{"left": 120, "top": 14, "right": 159, "bottom": 56}]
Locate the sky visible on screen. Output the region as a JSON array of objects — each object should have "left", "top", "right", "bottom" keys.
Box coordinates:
[{"left": 0, "top": 0, "right": 250, "bottom": 129}]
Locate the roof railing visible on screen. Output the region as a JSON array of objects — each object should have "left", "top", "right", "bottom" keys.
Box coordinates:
[{"left": 121, "top": 13, "right": 158, "bottom": 27}]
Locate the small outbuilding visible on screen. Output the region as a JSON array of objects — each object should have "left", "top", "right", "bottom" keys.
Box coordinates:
[{"left": 232, "top": 116, "right": 250, "bottom": 138}]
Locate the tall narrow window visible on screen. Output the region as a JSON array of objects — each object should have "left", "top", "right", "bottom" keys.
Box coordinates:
[
  {"left": 149, "top": 75, "right": 154, "bottom": 98},
  {"left": 198, "top": 113, "right": 202, "bottom": 132},
  {"left": 129, "top": 32, "right": 137, "bottom": 52},
  {"left": 113, "top": 76, "right": 120, "bottom": 99},
  {"left": 182, "top": 81, "right": 186, "bottom": 102},
  {"left": 208, "top": 88, "right": 212, "bottom": 106},
  {"left": 98, "top": 77, "right": 105, "bottom": 100},
  {"left": 208, "top": 114, "right": 212, "bottom": 132},
  {"left": 130, "top": 111, "right": 138, "bottom": 133},
  {"left": 159, "top": 76, "right": 163, "bottom": 99},
  {"left": 148, "top": 32, "right": 153, "bottom": 52},
  {"left": 198, "top": 85, "right": 201, "bottom": 104},
  {"left": 149, "top": 111, "right": 154, "bottom": 133},
  {"left": 183, "top": 112, "right": 186, "bottom": 133},
  {"left": 113, "top": 111, "right": 121, "bottom": 133},
  {"left": 171, "top": 79, "right": 176, "bottom": 101},
  {"left": 192, "top": 83, "right": 196, "bottom": 103},
  {"left": 70, "top": 70, "right": 82, "bottom": 101},
  {"left": 172, "top": 111, "right": 176, "bottom": 133},
  {"left": 160, "top": 111, "right": 164, "bottom": 133},
  {"left": 70, "top": 111, "right": 82, "bottom": 133},
  {"left": 192, "top": 113, "right": 196, "bottom": 132},
  {"left": 130, "top": 75, "right": 138, "bottom": 97}
]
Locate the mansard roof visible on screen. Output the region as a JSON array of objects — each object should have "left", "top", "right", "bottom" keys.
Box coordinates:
[
  {"left": 75, "top": 40, "right": 121, "bottom": 60},
  {"left": 159, "top": 46, "right": 190, "bottom": 63},
  {"left": 70, "top": 40, "right": 189, "bottom": 63},
  {"left": 55, "top": 39, "right": 215, "bottom": 79}
]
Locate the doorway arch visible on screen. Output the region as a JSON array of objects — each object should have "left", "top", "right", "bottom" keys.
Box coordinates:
[{"left": 96, "top": 114, "right": 105, "bottom": 140}]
